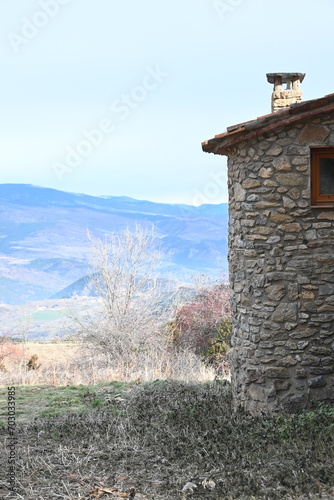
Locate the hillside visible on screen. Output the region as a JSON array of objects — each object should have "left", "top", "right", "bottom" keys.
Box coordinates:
[{"left": 0, "top": 184, "right": 228, "bottom": 305}]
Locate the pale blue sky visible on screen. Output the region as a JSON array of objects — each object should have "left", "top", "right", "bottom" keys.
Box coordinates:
[{"left": 1, "top": 0, "right": 334, "bottom": 205}]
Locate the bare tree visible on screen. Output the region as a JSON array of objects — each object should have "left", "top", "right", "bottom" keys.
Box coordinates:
[{"left": 75, "top": 225, "right": 171, "bottom": 364}]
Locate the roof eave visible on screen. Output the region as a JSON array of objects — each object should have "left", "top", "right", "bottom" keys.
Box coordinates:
[{"left": 202, "top": 93, "right": 334, "bottom": 156}]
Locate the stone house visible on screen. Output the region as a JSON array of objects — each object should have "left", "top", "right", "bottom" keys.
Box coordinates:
[{"left": 202, "top": 73, "right": 334, "bottom": 416}]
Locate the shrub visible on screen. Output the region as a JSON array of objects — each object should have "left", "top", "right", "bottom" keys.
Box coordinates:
[
  {"left": 0, "top": 336, "right": 24, "bottom": 369},
  {"left": 27, "top": 354, "right": 41, "bottom": 370},
  {"left": 171, "top": 282, "right": 232, "bottom": 371}
]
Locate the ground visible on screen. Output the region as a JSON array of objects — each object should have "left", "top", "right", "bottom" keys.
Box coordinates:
[{"left": 0, "top": 380, "right": 334, "bottom": 499}]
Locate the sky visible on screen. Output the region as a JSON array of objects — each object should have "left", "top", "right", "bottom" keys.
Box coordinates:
[{"left": 1, "top": 0, "right": 334, "bottom": 206}]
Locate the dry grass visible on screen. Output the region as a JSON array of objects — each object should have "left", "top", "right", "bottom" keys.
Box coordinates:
[
  {"left": 0, "top": 341, "right": 220, "bottom": 387},
  {"left": 20, "top": 341, "right": 81, "bottom": 363},
  {"left": 0, "top": 381, "right": 333, "bottom": 499}
]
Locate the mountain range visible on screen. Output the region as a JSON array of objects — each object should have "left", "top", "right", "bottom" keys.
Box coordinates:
[{"left": 0, "top": 184, "right": 228, "bottom": 305}]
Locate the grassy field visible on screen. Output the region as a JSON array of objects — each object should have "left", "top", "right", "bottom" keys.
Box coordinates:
[
  {"left": 0, "top": 380, "right": 334, "bottom": 499},
  {"left": 0, "top": 381, "right": 130, "bottom": 424},
  {"left": 0, "top": 340, "right": 217, "bottom": 386},
  {"left": 32, "top": 310, "right": 66, "bottom": 322},
  {"left": 18, "top": 341, "right": 80, "bottom": 364}
]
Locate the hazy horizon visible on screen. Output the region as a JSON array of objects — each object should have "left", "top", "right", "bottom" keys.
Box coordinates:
[{"left": 0, "top": 182, "right": 230, "bottom": 207}]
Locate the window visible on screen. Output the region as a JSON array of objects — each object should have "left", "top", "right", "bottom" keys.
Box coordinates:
[{"left": 311, "top": 147, "right": 334, "bottom": 207}]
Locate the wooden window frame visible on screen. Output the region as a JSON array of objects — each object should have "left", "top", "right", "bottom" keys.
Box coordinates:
[{"left": 311, "top": 147, "right": 334, "bottom": 207}]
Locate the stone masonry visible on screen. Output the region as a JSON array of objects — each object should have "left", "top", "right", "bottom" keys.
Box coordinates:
[
  {"left": 267, "top": 72, "right": 305, "bottom": 113},
  {"left": 202, "top": 84, "right": 334, "bottom": 416}
]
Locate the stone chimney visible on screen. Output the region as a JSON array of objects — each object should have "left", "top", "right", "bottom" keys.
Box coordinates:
[{"left": 266, "top": 72, "right": 305, "bottom": 113}]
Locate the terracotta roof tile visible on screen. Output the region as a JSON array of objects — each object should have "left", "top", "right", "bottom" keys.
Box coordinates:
[{"left": 202, "top": 93, "right": 334, "bottom": 155}]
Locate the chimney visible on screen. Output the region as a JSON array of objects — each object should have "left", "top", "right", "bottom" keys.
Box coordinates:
[{"left": 266, "top": 72, "right": 305, "bottom": 113}]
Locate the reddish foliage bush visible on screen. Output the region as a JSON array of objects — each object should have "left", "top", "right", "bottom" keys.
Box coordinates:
[
  {"left": 0, "top": 336, "right": 24, "bottom": 369},
  {"left": 172, "top": 282, "right": 231, "bottom": 354}
]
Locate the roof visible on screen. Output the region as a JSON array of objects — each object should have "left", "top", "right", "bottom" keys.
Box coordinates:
[{"left": 202, "top": 92, "right": 334, "bottom": 156}]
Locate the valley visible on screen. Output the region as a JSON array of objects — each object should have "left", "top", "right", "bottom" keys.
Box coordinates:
[{"left": 0, "top": 184, "right": 228, "bottom": 305}]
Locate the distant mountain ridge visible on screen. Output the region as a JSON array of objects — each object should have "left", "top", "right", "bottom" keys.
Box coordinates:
[{"left": 0, "top": 184, "right": 228, "bottom": 304}]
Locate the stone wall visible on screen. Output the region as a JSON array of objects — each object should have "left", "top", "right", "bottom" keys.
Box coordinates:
[{"left": 228, "top": 116, "right": 334, "bottom": 415}]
